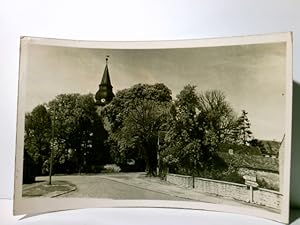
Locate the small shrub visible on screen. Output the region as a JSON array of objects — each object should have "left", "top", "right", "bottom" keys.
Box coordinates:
[
  {"left": 196, "top": 165, "right": 244, "bottom": 184},
  {"left": 102, "top": 164, "right": 121, "bottom": 173},
  {"left": 89, "top": 165, "right": 104, "bottom": 173},
  {"left": 218, "top": 167, "right": 244, "bottom": 184},
  {"left": 257, "top": 178, "right": 279, "bottom": 191}
]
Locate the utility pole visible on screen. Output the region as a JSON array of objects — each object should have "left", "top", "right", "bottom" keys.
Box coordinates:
[{"left": 49, "top": 104, "right": 55, "bottom": 185}]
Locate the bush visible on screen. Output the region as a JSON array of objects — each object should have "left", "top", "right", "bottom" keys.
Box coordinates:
[
  {"left": 216, "top": 166, "right": 245, "bottom": 184},
  {"left": 102, "top": 164, "right": 121, "bottom": 173},
  {"left": 88, "top": 165, "right": 104, "bottom": 173},
  {"left": 257, "top": 178, "right": 279, "bottom": 191},
  {"left": 192, "top": 165, "right": 244, "bottom": 184}
]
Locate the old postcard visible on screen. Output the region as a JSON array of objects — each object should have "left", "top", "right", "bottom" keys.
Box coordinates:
[{"left": 14, "top": 33, "right": 293, "bottom": 223}]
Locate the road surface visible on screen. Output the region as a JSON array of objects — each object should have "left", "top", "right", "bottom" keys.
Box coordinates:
[
  {"left": 32, "top": 173, "right": 279, "bottom": 214},
  {"left": 50, "top": 175, "right": 186, "bottom": 200}
]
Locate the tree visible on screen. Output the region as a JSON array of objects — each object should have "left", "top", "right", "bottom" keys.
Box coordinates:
[
  {"left": 23, "top": 150, "right": 37, "bottom": 183},
  {"left": 233, "top": 110, "right": 253, "bottom": 145},
  {"left": 198, "top": 90, "right": 237, "bottom": 143},
  {"left": 24, "top": 105, "right": 51, "bottom": 175},
  {"left": 249, "top": 138, "right": 267, "bottom": 154},
  {"left": 162, "top": 85, "right": 223, "bottom": 176},
  {"left": 103, "top": 83, "right": 172, "bottom": 176},
  {"left": 46, "top": 93, "right": 109, "bottom": 174}
]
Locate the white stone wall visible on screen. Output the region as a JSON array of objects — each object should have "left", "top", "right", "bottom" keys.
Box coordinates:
[
  {"left": 253, "top": 188, "right": 282, "bottom": 209},
  {"left": 166, "top": 173, "right": 193, "bottom": 188},
  {"left": 194, "top": 177, "right": 249, "bottom": 202},
  {"left": 166, "top": 174, "right": 282, "bottom": 210},
  {"left": 279, "top": 135, "right": 285, "bottom": 192}
]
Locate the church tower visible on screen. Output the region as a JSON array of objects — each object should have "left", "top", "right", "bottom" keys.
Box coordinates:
[{"left": 95, "top": 56, "right": 115, "bottom": 106}]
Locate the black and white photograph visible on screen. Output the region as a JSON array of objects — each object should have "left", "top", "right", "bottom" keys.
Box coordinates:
[{"left": 14, "top": 33, "right": 292, "bottom": 223}]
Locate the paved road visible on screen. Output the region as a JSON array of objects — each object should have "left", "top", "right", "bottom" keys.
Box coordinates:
[
  {"left": 34, "top": 174, "right": 278, "bottom": 214},
  {"left": 50, "top": 175, "right": 186, "bottom": 200}
]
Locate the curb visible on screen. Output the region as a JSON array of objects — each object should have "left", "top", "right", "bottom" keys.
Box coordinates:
[{"left": 50, "top": 186, "right": 77, "bottom": 198}]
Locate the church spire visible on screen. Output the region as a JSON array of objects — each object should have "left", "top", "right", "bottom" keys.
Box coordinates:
[
  {"left": 95, "top": 56, "right": 115, "bottom": 106},
  {"left": 100, "top": 56, "right": 112, "bottom": 88}
]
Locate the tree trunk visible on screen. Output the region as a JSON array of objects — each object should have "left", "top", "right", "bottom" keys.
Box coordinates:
[{"left": 144, "top": 141, "right": 158, "bottom": 176}]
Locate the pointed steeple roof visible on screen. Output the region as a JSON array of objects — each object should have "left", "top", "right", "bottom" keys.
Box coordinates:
[
  {"left": 95, "top": 56, "right": 115, "bottom": 106},
  {"left": 100, "top": 56, "right": 112, "bottom": 87}
]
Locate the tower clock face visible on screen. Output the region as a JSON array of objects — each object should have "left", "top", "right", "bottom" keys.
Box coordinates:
[{"left": 101, "top": 98, "right": 106, "bottom": 103}]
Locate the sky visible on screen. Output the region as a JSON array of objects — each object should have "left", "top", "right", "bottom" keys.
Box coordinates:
[{"left": 23, "top": 42, "right": 286, "bottom": 141}]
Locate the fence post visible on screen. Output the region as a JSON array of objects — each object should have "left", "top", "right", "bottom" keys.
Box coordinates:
[{"left": 249, "top": 186, "right": 253, "bottom": 203}]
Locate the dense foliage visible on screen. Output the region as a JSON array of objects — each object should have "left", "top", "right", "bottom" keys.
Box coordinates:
[
  {"left": 233, "top": 110, "right": 254, "bottom": 145},
  {"left": 24, "top": 82, "right": 270, "bottom": 186},
  {"left": 24, "top": 105, "right": 51, "bottom": 176},
  {"left": 161, "top": 86, "right": 229, "bottom": 177},
  {"left": 24, "top": 94, "right": 109, "bottom": 177},
  {"left": 103, "top": 83, "right": 172, "bottom": 176}
]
